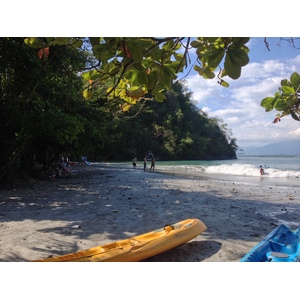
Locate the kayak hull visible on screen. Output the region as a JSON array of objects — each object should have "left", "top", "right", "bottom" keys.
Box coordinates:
[
  {"left": 241, "top": 224, "right": 300, "bottom": 262},
  {"left": 33, "top": 218, "right": 206, "bottom": 262}
]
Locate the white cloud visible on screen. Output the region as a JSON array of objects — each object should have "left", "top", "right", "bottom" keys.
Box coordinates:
[
  {"left": 185, "top": 74, "right": 223, "bottom": 104},
  {"left": 201, "top": 107, "right": 211, "bottom": 114},
  {"left": 288, "top": 128, "right": 300, "bottom": 136},
  {"left": 230, "top": 77, "right": 281, "bottom": 102}
]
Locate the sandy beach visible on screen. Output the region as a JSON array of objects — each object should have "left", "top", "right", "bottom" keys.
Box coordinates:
[{"left": 1, "top": 163, "right": 300, "bottom": 263}]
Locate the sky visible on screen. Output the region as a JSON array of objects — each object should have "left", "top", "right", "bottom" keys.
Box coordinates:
[{"left": 181, "top": 38, "right": 300, "bottom": 149}]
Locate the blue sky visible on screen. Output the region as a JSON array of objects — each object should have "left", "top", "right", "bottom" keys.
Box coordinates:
[{"left": 181, "top": 38, "right": 300, "bottom": 149}]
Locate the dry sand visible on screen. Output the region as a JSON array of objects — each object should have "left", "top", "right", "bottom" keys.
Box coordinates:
[{"left": 1, "top": 163, "right": 300, "bottom": 262}]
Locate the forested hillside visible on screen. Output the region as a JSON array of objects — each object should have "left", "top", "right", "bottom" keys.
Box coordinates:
[
  {"left": 0, "top": 38, "right": 237, "bottom": 185},
  {"left": 94, "top": 81, "right": 237, "bottom": 161}
]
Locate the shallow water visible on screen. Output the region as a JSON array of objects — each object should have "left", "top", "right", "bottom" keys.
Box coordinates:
[{"left": 94, "top": 156, "right": 300, "bottom": 189}]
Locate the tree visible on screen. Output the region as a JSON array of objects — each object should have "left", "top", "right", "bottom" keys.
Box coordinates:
[
  {"left": 84, "top": 80, "right": 236, "bottom": 161},
  {"left": 25, "top": 37, "right": 250, "bottom": 105},
  {"left": 0, "top": 38, "right": 95, "bottom": 183},
  {"left": 24, "top": 37, "right": 300, "bottom": 122},
  {"left": 0, "top": 37, "right": 242, "bottom": 184}
]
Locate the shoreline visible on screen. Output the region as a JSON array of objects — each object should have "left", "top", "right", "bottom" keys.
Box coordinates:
[
  {"left": 1, "top": 164, "right": 300, "bottom": 262},
  {"left": 100, "top": 161, "right": 300, "bottom": 189},
  {"left": 158, "top": 168, "right": 300, "bottom": 189}
]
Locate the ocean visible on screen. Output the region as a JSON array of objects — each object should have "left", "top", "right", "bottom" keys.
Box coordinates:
[{"left": 96, "top": 156, "right": 300, "bottom": 188}]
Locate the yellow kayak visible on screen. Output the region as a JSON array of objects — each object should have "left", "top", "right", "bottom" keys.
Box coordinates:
[{"left": 33, "top": 218, "right": 206, "bottom": 262}]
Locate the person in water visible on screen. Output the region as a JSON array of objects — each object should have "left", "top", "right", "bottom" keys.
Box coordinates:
[{"left": 259, "top": 165, "right": 265, "bottom": 175}]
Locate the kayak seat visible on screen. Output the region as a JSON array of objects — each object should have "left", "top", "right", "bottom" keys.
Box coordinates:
[{"left": 266, "top": 240, "right": 300, "bottom": 262}]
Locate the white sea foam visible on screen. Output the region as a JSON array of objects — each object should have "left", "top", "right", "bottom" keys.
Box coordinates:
[
  {"left": 96, "top": 157, "right": 300, "bottom": 179},
  {"left": 151, "top": 163, "right": 300, "bottom": 180},
  {"left": 203, "top": 164, "right": 300, "bottom": 178},
  {"left": 169, "top": 164, "right": 300, "bottom": 178}
]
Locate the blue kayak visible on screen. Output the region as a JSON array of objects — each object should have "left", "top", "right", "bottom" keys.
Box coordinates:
[{"left": 241, "top": 224, "right": 300, "bottom": 262}]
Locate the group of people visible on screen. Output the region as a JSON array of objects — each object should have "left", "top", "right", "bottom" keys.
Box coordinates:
[
  {"left": 132, "top": 153, "right": 155, "bottom": 172},
  {"left": 48, "top": 160, "right": 69, "bottom": 179}
]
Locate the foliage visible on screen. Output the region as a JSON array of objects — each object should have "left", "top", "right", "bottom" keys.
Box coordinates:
[
  {"left": 24, "top": 37, "right": 250, "bottom": 108},
  {"left": 0, "top": 38, "right": 100, "bottom": 183},
  {"left": 95, "top": 81, "right": 237, "bottom": 161},
  {"left": 261, "top": 72, "right": 300, "bottom": 123},
  {"left": 24, "top": 37, "right": 300, "bottom": 123}
]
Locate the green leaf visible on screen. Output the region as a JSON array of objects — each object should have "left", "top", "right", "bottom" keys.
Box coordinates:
[
  {"left": 109, "top": 65, "right": 120, "bottom": 76},
  {"left": 206, "top": 48, "right": 225, "bottom": 68},
  {"left": 51, "top": 37, "right": 73, "bottom": 45},
  {"left": 123, "top": 39, "right": 153, "bottom": 62},
  {"left": 153, "top": 91, "right": 166, "bottom": 102},
  {"left": 145, "top": 71, "right": 158, "bottom": 91},
  {"left": 286, "top": 96, "right": 297, "bottom": 108},
  {"left": 224, "top": 53, "right": 242, "bottom": 79},
  {"left": 159, "top": 68, "right": 172, "bottom": 88},
  {"left": 213, "top": 38, "right": 226, "bottom": 49},
  {"left": 274, "top": 98, "right": 288, "bottom": 111},
  {"left": 146, "top": 47, "right": 164, "bottom": 61},
  {"left": 173, "top": 53, "right": 185, "bottom": 72},
  {"left": 83, "top": 89, "right": 93, "bottom": 100},
  {"left": 194, "top": 65, "right": 202, "bottom": 73},
  {"left": 131, "top": 62, "right": 145, "bottom": 71},
  {"left": 160, "top": 65, "right": 176, "bottom": 87},
  {"left": 126, "top": 42, "right": 143, "bottom": 61},
  {"left": 281, "top": 82, "right": 295, "bottom": 94},
  {"left": 136, "top": 71, "right": 148, "bottom": 86},
  {"left": 290, "top": 72, "right": 300, "bottom": 91},
  {"left": 203, "top": 68, "right": 215, "bottom": 79},
  {"left": 162, "top": 39, "right": 175, "bottom": 50},
  {"left": 190, "top": 40, "right": 200, "bottom": 47},
  {"left": 220, "top": 80, "right": 229, "bottom": 88},
  {"left": 92, "top": 43, "right": 118, "bottom": 60},
  {"left": 173, "top": 53, "right": 184, "bottom": 61},
  {"left": 82, "top": 70, "right": 102, "bottom": 81},
  {"left": 122, "top": 104, "right": 132, "bottom": 112},
  {"left": 24, "top": 37, "right": 44, "bottom": 48},
  {"left": 261, "top": 96, "right": 276, "bottom": 111},
  {"left": 71, "top": 39, "right": 83, "bottom": 48},
  {"left": 124, "top": 69, "right": 135, "bottom": 80},
  {"left": 164, "top": 61, "right": 182, "bottom": 73},
  {"left": 232, "top": 37, "right": 250, "bottom": 47},
  {"left": 46, "top": 37, "right": 55, "bottom": 43},
  {"left": 89, "top": 37, "right": 101, "bottom": 47},
  {"left": 226, "top": 47, "right": 249, "bottom": 66}
]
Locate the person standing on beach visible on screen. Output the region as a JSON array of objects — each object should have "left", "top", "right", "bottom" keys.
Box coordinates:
[
  {"left": 143, "top": 155, "right": 147, "bottom": 171},
  {"left": 150, "top": 156, "right": 155, "bottom": 172},
  {"left": 132, "top": 157, "right": 137, "bottom": 169}
]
